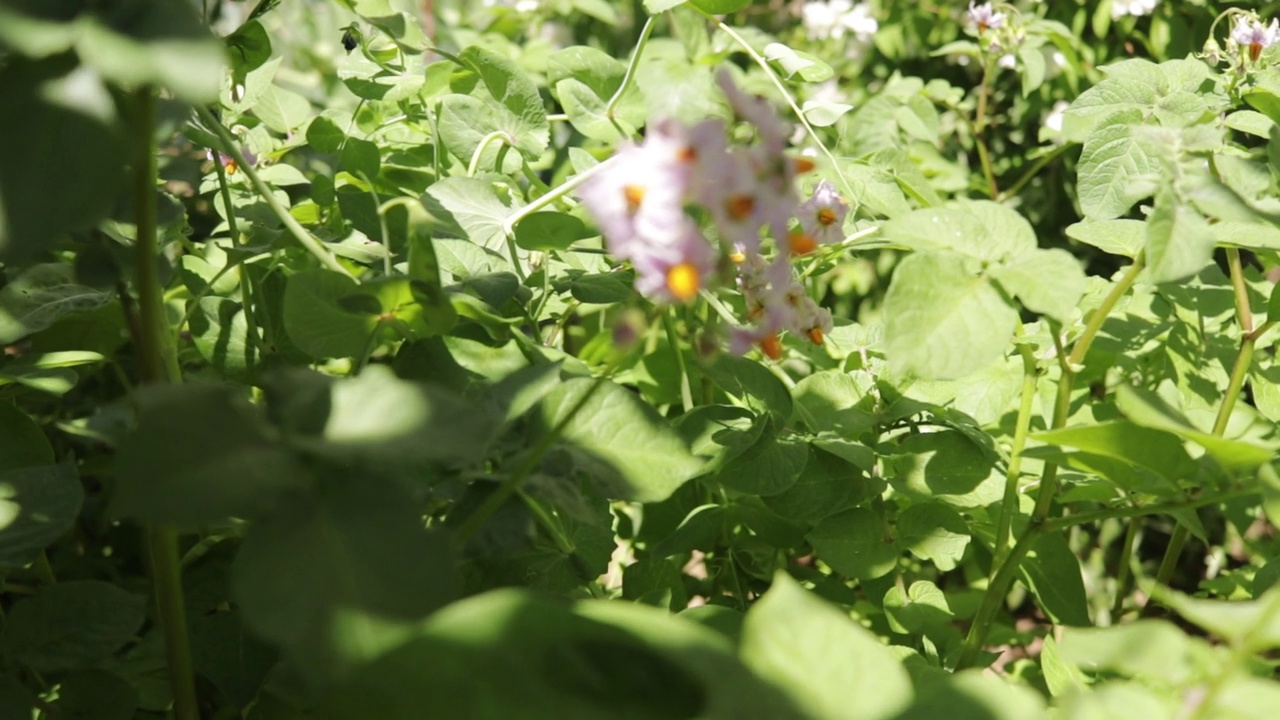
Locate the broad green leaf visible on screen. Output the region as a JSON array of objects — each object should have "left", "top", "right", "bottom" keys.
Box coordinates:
[
  {"left": 570, "top": 272, "right": 633, "bottom": 304},
  {"left": 803, "top": 99, "right": 853, "bottom": 127},
  {"left": 189, "top": 610, "right": 276, "bottom": 709},
  {"left": 703, "top": 353, "right": 794, "bottom": 420},
  {"left": 883, "top": 580, "right": 953, "bottom": 635},
  {"left": 1055, "top": 682, "right": 1177, "bottom": 720},
  {"left": 1151, "top": 584, "right": 1280, "bottom": 652},
  {"left": 286, "top": 366, "right": 500, "bottom": 466},
  {"left": 0, "top": 60, "right": 127, "bottom": 262},
  {"left": 455, "top": 46, "right": 549, "bottom": 160},
  {"left": 1144, "top": 181, "right": 1215, "bottom": 284},
  {"left": 741, "top": 573, "right": 912, "bottom": 720},
  {"left": 880, "top": 201, "right": 1036, "bottom": 263},
  {"left": 1039, "top": 635, "right": 1088, "bottom": 698},
  {"left": 674, "top": 405, "right": 765, "bottom": 476},
  {"left": 691, "top": 0, "right": 750, "bottom": 12},
  {"left": 884, "top": 252, "right": 1018, "bottom": 380},
  {"left": 763, "top": 43, "right": 833, "bottom": 83},
  {"left": 406, "top": 230, "right": 458, "bottom": 336},
  {"left": 113, "top": 383, "right": 306, "bottom": 528},
  {"left": 1033, "top": 421, "right": 1197, "bottom": 482},
  {"left": 890, "top": 431, "right": 1002, "bottom": 507},
  {"left": 515, "top": 211, "right": 595, "bottom": 251},
  {"left": 894, "top": 670, "right": 1045, "bottom": 720},
  {"left": 765, "top": 447, "right": 880, "bottom": 522},
  {"left": 990, "top": 248, "right": 1086, "bottom": 323},
  {"left": 1057, "top": 620, "right": 1195, "bottom": 683},
  {"left": 422, "top": 176, "right": 513, "bottom": 252},
  {"left": 1115, "top": 384, "right": 1276, "bottom": 470},
  {"left": 189, "top": 297, "right": 256, "bottom": 379},
  {"left": 52, "top": 670, "right": 138, "bottom": 720},
  {"left": 1076, "top": 110, "right": 1159, "bottom": 220},
  {"left": 254, "top": 84, "right": 311, "bottom": 134},
  {"left": 1020, "top": 531, "right": 1091, "bottom": 626},
  {"left": 340, "top": 137, "right": 381, "bottom": 179},
  {"left": 792, "top": 370, "right": 876, "bottom": 439},
  {"left": 231, "top": 480, "right": 457, "bottom": 657},
  {"left": 643, "top": 0, "right": 687, "bottom": 12},
  {"left": 537, "top": 377, "right": 702, "bottom": 503},
  {"left": 2, "top": 581, "right": 145, "bottom": 673},
  {"left": 623, "top": 557, "right": 688, "bottom": 610},
  {"left": 897, "top": 503, "right": 970, "bottom": 572},
  {"left": 321, "top": 589, "right": 807, "bottom": 720},
  {"left": 306, "top": 116, "right": 346, "bottom": 153},
  {"left": 1061, "top": 63, "right": 1161, "bottom": 142},
  {"left": 0, "top": 463, "right": 82, "bottom": 571},
  {"left": 1065, "top": 219, "right": 1144, "bottom": 258},
  {"left": 282, "top": 271, "right": 436, "bottom": 360},
  {"left": 0, "top": 401, "right": 53, "bottom": 468},
  {"left": 806, "top": 507, "right": 898, "bottom": 579},
  {"left": 711, "top": 432, "right": 809, "bottom": 496},
  {"left": 636, "top": 55, "right": 723, "bottom": 126}
]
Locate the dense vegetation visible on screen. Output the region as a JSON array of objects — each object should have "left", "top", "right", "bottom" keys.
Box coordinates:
[{"left": 3, "top": 0, "right": 1280, "bottom": 717}]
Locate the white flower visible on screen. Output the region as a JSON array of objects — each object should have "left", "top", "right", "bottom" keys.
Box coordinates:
[
  {"left": 1232, "top": 17, "right": 1280, "bottom": 61},
  {"left": 997, "top": 53, "right": 1017, "bottom": 69},
  {"left": 797, "top": 180, "right": 848, "bottom": 248},
  {"left": 1112, "top": 0, "right": 1158, "bottom": 20},
  {"left": 967, "top": 2, "right": 1005, "bottom": 32},
  {"left": 1043, "top": 100, "right": 1069, "bottom": 134},
  {"left": 801, "top": 1, "right": 877, "bottom": 42}
]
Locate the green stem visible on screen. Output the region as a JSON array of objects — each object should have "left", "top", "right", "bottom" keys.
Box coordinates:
[
  {"left": 132, "top": 87, "right": 199, "bottom": 720},
  {"left": 664, "top": 310, "right": 694, "bottom": 413},
  {"left": 999, "top": 144, "right": 1070, "bottom": 201},
  {"left": 973, "top": 57, "right": 999, "bottom": 198},
  {"left": 1110, "top": 518, "right": 1139, "bottom": 619},
  {"left": 993, "top": 342, "right": 1039, "bottom": 568},
  {"left": 33, "top": 551, "right": 56, "bottom": 586},
  {"left": 605, "top": 15, "right": 655, "bottom": 137},
  {"left": 1069, "top": 253, "right": 1146, "bottom": 368},
  {"left": 502, "top": 157, "right": 615, "bottom": 236},
  {"left": 518, "top": 490, "right": 576, "bottom": 555},
  {"left": 1151, "top": 524, "right": 1190, "bottom": 592},
  {"left": 453, "top": 357, "right": 628, "bottom": 544},
  {"left": 208, "top": 159, "right": 265, "bottom": 356},
  {"left": 196, "top": 106, "right": 354, "bottom": 279},
  {"left": 702, "top": 14, "right": 854, "bottom": 201},
  {"left": 1043, "top": 486, "right": 1255, "bottom": 532},
  {"left": 468, "top": 130, "right": 509, "bottom": 176}
]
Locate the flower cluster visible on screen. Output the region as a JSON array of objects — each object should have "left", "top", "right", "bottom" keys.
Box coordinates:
[
  {"left": 1231, "top": 15, "right": 1280, "bottom": 63},
  {"left": 577, "top": 71, "right": 847, "bottom": 359},
  {"left": 966, "top": 2, "right": 1005, "bottom": 33},
  {"left": 800, "top": 1, "right": 879, "bottom": 44},
  {"left": 1111, "top": 0, "right": 1157, "bottom": 20}
]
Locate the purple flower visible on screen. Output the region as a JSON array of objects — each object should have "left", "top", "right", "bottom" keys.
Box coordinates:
[
  {"left": 1232, "top": 17, "right": 1280, "bottom": 61},
  {"left": 967, "top": 2, "right": 1005, "bottom": 32},
  {"left": 797, "top": 180, "right": 848, "bottom": 249}
]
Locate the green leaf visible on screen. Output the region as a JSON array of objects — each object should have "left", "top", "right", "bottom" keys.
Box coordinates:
[
  {"left": 703, "top": 353, "right": 793, "bottom": 421},
  {"left": 306, "top": 116, "right": 346, "bottom": 153},
  {"left": 896, "top": 503, "right": 970, "bottom": 572},
  {"left": 1057, "top": 620, "right": 1194, "bottom": 683},
  {"left": 253, "top": 84, "right": 312, "bottom": 134},
  {"left": 806, "top": 507, "right": 898, "bottom": 580},
  {"left": 0, "top": 263, "right": 114, "bottom": 343},
  {"left": 537, "top": 377, "right": 703, "bottom": 503},
  {"left": 643, "top": 0, "right": 688, "bottom": 12},
  {"left": 1150, "top": 584, "right": 1280, "bottom": 652},
  {"left": 556, "top": 78, "right": 640, "bottom": 141},
  {"left": 112, "top": 383, "right": 306, "bottom": 527},
  {"left": 189, "top": 297, "right": 257, "bottom": 379},
  {"left": 570, "top": 272, "right": 633, "bottom": 304},
  {"left": 1038, "top": 635, "right": 1088, "bottom": 698},
  {"left": 1115, "top": 384, "right": 1277, "bottom": 470},
  {"left": 1065, "top": 219, "right": 1145, "bottom": 258},
  {"left": 990, "top": 248, "right": 1086, "bottom": 323},
  {"left": 321, "top": 589, "right": 807, "bottom": 720},
  {"left": 1020, "top": 531, "right": 1091, "bottom": 626},
  {"left": 792, "top": 370, "right": 876, "bottom": 439},
  {"left": 890, "top": 431, "right": 1002, "bottom": 508},
  {"left": 189, "top": 611, "right": 276, "bottom": 709},
  {"left": 763, "top": 43, "right": 833, "bottom": 83},
  {"left": 407, "top": 230, "right": 458, "bottom": 335},
  {"left": 884, "top": 252, "right": 1018, "bottom": 380},
  {"left": 0, "top": 463, "right": 82, "bottom": 571},
  {"left": 514, "top": 212, "right": 594, "bottom": 251},
  {"left": 0, "top": 61, "right": 126, "bottom": 263},
  {"left": 880, "top": 200, "right": 1037, "bottom": 263},
  {"left": 691, "top": 0, "right": 750, "bottom": 12},
  {"left": 1144, "top": 181, "right": 1215, "bottom": 284},
  {"left": 1033, "top": 421, "right": 1198, "bottom": 483},
  {"left": 765, "top": 447, "right": 880, "bottom": 522},
  {"left": 1061, "top": 62, "right": 1161, "bottom": 142},
  {"left": 741, "top": 573, "right": 912, "bottom": 720},
  {"left": 711, "top": 432, "right": 809, "bottom": 496},
  {"left": 52, "top": 670, "right": 138, "bottom": 720},
  {"left": 455, "top": 46, "right": 549, "bottom": 161},
  {"left": 2, "top": 581, "right": 146, "bottom": 673},
  {"left": 281, "top": 269, "right": 382, "bottom": 360},
  {"left": 422, "top": 176, "right": 513, "bottom": 252},
  {"left": 340, "top": 137, "right": 381, "bottom": 179},
  {"left": 231, "top": 480, "right": 457, "bottom": 657},
  {"left": 894, "top": 670, "right": 1045, "bottom": 720},
  {"left": 0, "top": 401, "right": 53, "bottom": 468},
  {"left": 883, "top": 580, "right": 954, "bottom": 636},
  {"left": 1076, "top": 110, "right": 1159, "bottom": 220},
  {"left": 674, "top": 404, "right": 764, "bottom": 476}
]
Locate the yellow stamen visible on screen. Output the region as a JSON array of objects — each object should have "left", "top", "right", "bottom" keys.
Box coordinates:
[
  {"left": 729, "top": 252, "right": 746, "bottom": 263},
  {"left": 624, "top": 185, "right": 645, "bottom": 212},
  {"left": 789, "top": 232, "right": 817, "bottom": 256},
  {"left": 760, "top": 334, "right": 782, "bottom": 360},
  {"left": 666, "top": 262, "right": 700, "bottom": 302},
  {"left": 678, "top": 146, "right": 698, "bottom": 162},
  {"left": 226, "top": 160, "right": 239, "bottom": 175},
  {"left": 817, "top": 208, "right": 837, "bottom": 226},
  {"left": 793, "top": 157, "right": 816, "bottom": 174},
  {"left": 807, "top": 327, "right": 825, "bottom": 345}
]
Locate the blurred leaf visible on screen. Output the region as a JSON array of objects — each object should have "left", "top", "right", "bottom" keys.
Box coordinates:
[
  {"left": 514, "top": 212, "right": 594, "bottom": 251},
  {"left": 806, "top": 507, "right": 897, "bottom": 580},
  {"left": 1020, "top": 531, "right": 1091, "bottom": 626},
  {"left": 51, "top": 670, "right": 138, "bottom": 720},
  {"left": 0, "top": 463, "right": 82, "bottom": 571},
  {"left": 897, "top": 503, "right": 970, "bottom": 572},
  {"left": 2, "top": 581, "right": 146, "bottom": 673},
  {"left": 1076, "top": 110, "right": 1159, "bottom": 220},
  {"left": 741, "top": 573, "right": 912, "bottom": 720}
]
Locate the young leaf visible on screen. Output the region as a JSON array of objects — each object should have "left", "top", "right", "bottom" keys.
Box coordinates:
[
  {"left": 1144, "top": 181, "right": 1215, "bottom": 284},
  {"left": 884, "top": 252, "right": 1018, "bottom": 380},
  {"left": 1076, "top": 110, "right": 1159, "bottom": 220},
  {"left": 740, "top": 573, "right": 913, "bottom": 720},
  {"left": 990, "top": 248, "right": 1087, "bottom": 323},
  {"left": 2, "top": 581, "right": 146, "bottom": 673}
]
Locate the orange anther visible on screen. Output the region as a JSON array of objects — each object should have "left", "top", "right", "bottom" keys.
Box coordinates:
[
  {"left": 807, "top": 327, "right": 825, "bottom": 345},
  {"left": 793, "top": 157, "right": 816, "bottom": 173},
  {"left": 760, "top": 334, "right": 782, "bottom": 360},
  {"left": 624, "top": 185, "right": 645, "bottom": 211},
  {"left": 789, "top": 231, "right": 817, "bottom": 255},
  {"left": 817, "top": 208, "right": 838, "bottom": 226},
  {"left": 727, "top": 195, "right": 755, "bottom": 220}
]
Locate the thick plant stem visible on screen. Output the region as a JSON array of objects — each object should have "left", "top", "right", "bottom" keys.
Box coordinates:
[
  {"left": 1111, "top": 518, "right": 1139, "bottom": 619},
  {"left": 1149, "top": 248, "right": 1256, "bottom": 604},
  {"left": 132, "top": 87, "right": 200, "bottom": 720},
  {"left": 958, "top": 255, "right": 1147, "bottom": 669},
  {"left": 993, "top": 342, "right": 1039, "bottom": 568}
]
